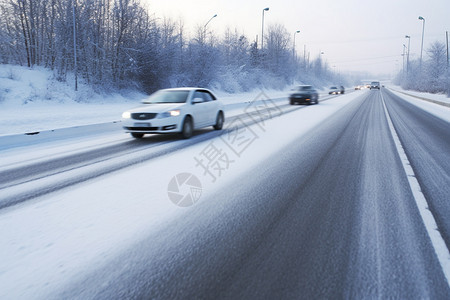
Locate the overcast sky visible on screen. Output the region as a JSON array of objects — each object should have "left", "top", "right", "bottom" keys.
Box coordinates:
[{"left": 144, "top": 0, "right": 450, "bottom": 77}]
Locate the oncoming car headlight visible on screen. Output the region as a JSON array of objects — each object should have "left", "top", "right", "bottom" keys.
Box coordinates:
[
  {"left": 122, "top": 111, "right": 131, "bottom": 119},
  {"left": 159, "top": 110, "right": 180, "bottom": 118}
]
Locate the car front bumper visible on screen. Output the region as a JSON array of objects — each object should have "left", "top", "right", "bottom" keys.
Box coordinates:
[
  {"left": 290, "top": 96, "right": 314, "bottom": 103},
  {"left": 122, "top": 116, "right": 182, "bottom": 134}
]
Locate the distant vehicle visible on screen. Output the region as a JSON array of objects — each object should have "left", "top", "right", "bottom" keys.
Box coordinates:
[
  {"left": 122, "top": 87, "right": 224, "bottom": 139},
  {"left": 329, "top": 86, "right": 340, "bottom": 95},
  {"left": 355, "top": 85, "right": 362, "bottom": 90},
  {"left": 289, "top": 85, "right": 319, "bottom": 105},
  {"left": 339, "top": 86, "right": 345, "bottom": 94},
  {"left": 370, "top": 81, "right": 380, "bottom": 90},
  {"left": 365, "top": 83, "right": 371, "bottom": 89}
]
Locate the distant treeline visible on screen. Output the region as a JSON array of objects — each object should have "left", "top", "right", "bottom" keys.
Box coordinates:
[{"left": 0, "top": 0, "right": 343, "bottom": 94}]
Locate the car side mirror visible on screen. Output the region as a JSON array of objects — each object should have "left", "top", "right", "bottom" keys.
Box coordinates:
[{"left": 192, "top": 97, "right": 203, "bottom": 104}]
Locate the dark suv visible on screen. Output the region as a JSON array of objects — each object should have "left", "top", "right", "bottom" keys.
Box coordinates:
[{"left": 289, "top": 85, "right": 319, "bottom": 105}]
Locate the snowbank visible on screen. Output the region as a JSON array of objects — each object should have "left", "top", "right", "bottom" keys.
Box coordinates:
[
  {"left": 0, "top": 64, "right": 293, "bottom": 136},
  {"left": 388, "top": 85, "right": 450, "bottom": 107}
]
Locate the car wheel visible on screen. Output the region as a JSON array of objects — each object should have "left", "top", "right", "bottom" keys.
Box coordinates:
[
  {"left": 131, "top": 133, "right": 144, "bottom": 139},
  {"left": 213, "top": 112, "right": 224, "bottom": 130},
  {"left": 181, "top": 116, "right": 193, "bottom": 139},
  {"left": 290, "top": 99, "right": 294, "bottom": 105}
]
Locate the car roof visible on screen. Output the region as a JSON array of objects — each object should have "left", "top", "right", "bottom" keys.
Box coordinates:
[{"left": 159, "top": 87, "right": 210, "bottom": 92}]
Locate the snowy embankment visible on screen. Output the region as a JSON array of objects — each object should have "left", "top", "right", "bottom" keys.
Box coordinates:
[
  {"left": 0, "top": 64, "right": 290, "bottom": 136},
  {"left": 389, "top": 87, "right": 450, "bottom": 107},
  {"left": 386, "top": 86, "right": 450, "bottom": 123}
]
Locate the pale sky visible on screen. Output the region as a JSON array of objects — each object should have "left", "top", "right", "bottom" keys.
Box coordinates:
[{"left": 143, "top": 0, "right": 450, "bottom": 77}]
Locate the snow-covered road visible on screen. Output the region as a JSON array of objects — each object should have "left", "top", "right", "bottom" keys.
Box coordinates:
[
  {"left": 0, "top": 89, "right": 449, "bottom": 298},
  {"left": 0, "top": 95, "right": 315, "bottom": 208}
]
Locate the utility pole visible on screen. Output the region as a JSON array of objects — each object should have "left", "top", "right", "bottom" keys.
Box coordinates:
[
  {"left": 304, "top": 45, "right": 306, "bottom": 68},
  {"left": 402, "top": 44, "right": 406, "bottom": 75},
  {"left": 447, "top": 31, "right": 449, "bottom": 68},
  {"left": 72, "top": 0, "right": 77, "bottom": 91},
  {"left": 405, "top": 35, "right": 410, "bottom": 74},
  {"left": 446, "top": 31, "right": 449, "bottom": 97}
]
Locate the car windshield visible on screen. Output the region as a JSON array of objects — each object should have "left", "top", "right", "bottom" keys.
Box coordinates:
[
  {"left": 297, "top": 86, "right": 312, "bottom": 91},
  {"left": 142, "top": 90, "right": 189, "bottom": 104}
]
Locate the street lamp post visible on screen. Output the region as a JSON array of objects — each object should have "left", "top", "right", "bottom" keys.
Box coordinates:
[
  {"left": 261, "top": 7, "right": 269, "bottom": 49},
  {"left": 203, "top": 14, "right": 217, "bottom": 44},
  {"left": 405, "top": 35, "right": 410, "bottom": 74},
  {"left": 418, "top": 16, "right": 425, "bottom": 68},
  {"left": 319, "top": 51, "right": 325, "bottom": 73},
  {"left": 402, "top": 44, "right": 406, "bottom": 75},
  {"left": 293, "top": 30, "right": 300, "bottom": 59},
  {"left": 204, "top": 14, "right": 217, "bottom": 28}
]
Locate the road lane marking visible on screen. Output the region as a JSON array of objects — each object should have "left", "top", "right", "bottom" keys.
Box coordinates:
[{"left": 381, "top": 91, "right": 450, "bottom": 285}]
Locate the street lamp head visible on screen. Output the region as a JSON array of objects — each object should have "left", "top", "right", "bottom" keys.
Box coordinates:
[
  {"left": 263, "top": 7, "right": 269, "bottom": 11},
  {"left": 204, "top": 14, "right": 218, "bottom": 28},
  {"left": 405, "top": 35, "right": 410, "bottom": 38},
  {"left": 296, "top": 30, "right": 300, "bottom": 33},
  {"left": 418, "top": 16, "right": 424, "bottom": 21}
]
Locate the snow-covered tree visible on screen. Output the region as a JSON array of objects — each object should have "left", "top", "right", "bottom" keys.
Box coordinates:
[
  {"left": 0, "top": 0, "right": 344, "bottom": 95},
  {"left": 396, "top": 40, "right": 449, "bottom": 95}
]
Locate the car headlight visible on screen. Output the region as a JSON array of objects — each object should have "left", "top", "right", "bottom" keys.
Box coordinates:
[
  {"left": 158, "top": 110, "right": 180, "bottom": 118},
  {"left": 122, "top": 111, "right": 131, "bottom": 119}
]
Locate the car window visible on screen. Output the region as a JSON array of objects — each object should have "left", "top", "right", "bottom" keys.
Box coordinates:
[
  {"left": 142, "top": 90, "right": 189, "bottom": 104},
  {"left": 201, "top": 91, "right": 215, "bottom": 102},
  {"left": 194, "top": 90, "right": 216, "bottom": 102},
  {"left": 193, "top": 91, "right": 206, "bottom": 102}
]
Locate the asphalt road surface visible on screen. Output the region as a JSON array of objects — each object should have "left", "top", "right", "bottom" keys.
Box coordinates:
[{"left": 55, "top": 90, "right": 450, "bottom": 299}]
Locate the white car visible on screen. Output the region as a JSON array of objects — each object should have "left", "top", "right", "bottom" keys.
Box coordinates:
[
  {"left": 328, "top": 86, "right": 340, "bottom": 95},
  {"left": 122, "top": 87, "right": 225, "bottom": 139}
]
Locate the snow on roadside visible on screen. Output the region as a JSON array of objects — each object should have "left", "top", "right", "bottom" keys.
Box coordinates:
[
  {"left": 0, "top": 93, "right": 361, "bottom": 299},
  {"left": 0, "top": 64, "right": 293, "bottom": 136},
  {"left": 0, "top": 64, "right": 144, "bottom": 136},
  {"left": 388, "top": 85, "right": 450, "bottom": 105},
  {"left": 387, "top": 86, "right": 450, "bottom": 123},
  {"left": 0, "top": 89, "right": 291, "bottom": 136}
]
